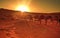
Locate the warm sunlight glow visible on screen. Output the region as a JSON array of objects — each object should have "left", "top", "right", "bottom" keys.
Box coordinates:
[{"left": 15, "top": 5, "right": 30, "bottom": 12}]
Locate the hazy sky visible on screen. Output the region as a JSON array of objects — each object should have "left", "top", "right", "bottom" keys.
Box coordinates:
[{"left": 0, "top": 0, "right": 60, "bottom": 13}]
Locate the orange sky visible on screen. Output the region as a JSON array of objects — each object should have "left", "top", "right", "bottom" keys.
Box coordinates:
[{"left": 0, "top": 0, "right": 60, "bottom": 13}]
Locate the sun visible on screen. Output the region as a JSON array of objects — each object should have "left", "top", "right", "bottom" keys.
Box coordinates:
[{"left": 15, "top": 5, "right": 30, "bottom": 12}]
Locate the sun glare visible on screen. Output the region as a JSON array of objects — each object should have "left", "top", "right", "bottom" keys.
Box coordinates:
[{"left": 15, "top": 5, "right": 30, "bottom": 12}]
